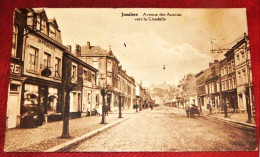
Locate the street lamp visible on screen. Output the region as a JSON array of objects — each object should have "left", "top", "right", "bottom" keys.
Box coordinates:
[
  {"left": 118, "top": 94, "right": 122, "bottom": 118},
  {"left": 98, "top": 74, "right": 108, "bottom": 124}
]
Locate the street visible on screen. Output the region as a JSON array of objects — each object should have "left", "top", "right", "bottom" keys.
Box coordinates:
[{"left": 69, "top": 106, "right": 257, "bottom": 152}]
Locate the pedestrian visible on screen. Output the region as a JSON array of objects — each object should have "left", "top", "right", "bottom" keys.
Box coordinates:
[
  {"left": 98, "top": 105, "right": 102, "bottom": 116},
  {"left": 134, "top": 103, "right": 138, "bottom": 112},
  {"left": 150, "top": 104, "right": 153, "bottom": 110}
]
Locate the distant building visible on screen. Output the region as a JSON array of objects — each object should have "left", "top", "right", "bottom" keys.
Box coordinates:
[
  {"left": 74, "top": 42, "right": 136, "bottom": 111},
  {"left": 204, "top": 60, "right": 220, "bottom": 111},
  {"left": 195, "top": 71, "right": 206, "bottom": 110}
]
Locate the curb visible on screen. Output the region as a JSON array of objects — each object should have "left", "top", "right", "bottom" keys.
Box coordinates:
[
  {"left": 201, "top": 114, "right": 256, "bottom": 129},
  {"left": 44, "top": 117, "right": 129, "bottom": 152}
]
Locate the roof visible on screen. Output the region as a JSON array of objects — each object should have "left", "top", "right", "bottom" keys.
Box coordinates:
[
  {"left": 78, "top": 44, "right": 120, "bottom": 63},
  {"left": 81, "top": 45, "right": 108, "bottom": 55}
]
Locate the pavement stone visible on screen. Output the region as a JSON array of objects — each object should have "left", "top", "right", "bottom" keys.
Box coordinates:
[
  {"left": 4, "top": 112, "right": 126, "bottom": 152},
  {"left": 70, "top": 106, "right": 257, "bottom": 151}
]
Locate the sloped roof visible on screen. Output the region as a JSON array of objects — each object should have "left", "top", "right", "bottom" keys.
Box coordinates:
[
  {"left": 48, "top": 18, "right": 59, "bottom": 29},
  {"left": 81, "top": 45, "right": 108, "bottom": 55},
  {"left": 79, "top": 44, "right": 119, "bottom": 63}
]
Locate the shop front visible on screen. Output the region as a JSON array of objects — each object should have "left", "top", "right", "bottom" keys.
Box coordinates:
[{"left": 20, "top": 78, "right": 62, "bottom": 127}]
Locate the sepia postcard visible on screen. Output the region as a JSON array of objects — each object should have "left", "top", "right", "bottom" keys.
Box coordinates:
[{"left": 4, "top": 8, "right": 258, "bottom": 153}]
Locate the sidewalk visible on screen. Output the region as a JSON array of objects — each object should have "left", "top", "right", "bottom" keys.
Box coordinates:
[
  {"left": 200, "top": 109, "right": 256, "bottom": 128},
  {"left": 171, "top": 107, "right": 257, "bottom": 128},
  {"left": 110, "top": 108, "right": 143, "bottom": 114},
  {"left": 4, "top": 112, "right": 130, "bottom": 152}
]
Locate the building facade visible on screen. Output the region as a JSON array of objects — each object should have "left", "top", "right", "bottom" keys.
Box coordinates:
[
  {"left": 221, "top": 48, "right": 238, "bottom": 112},
  {"left": 234, "top": 34, "right": 254, "bottom": 115},
  {"left": 203, "top": 60, "right": 221, "bottom": 112},
  {"left": 195, "top": 71, "right": 206, "bottom": 111},
  {"left": 6, "top": 9, "right": 29, "bottom": 128},
  {"left": 21, "top": 9, "right": 67, "bottom": 124},
  {"left": 62, "top": 49, "right": 98, "bottom": 118}
]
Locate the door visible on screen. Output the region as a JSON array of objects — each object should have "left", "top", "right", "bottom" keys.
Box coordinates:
[
  {"left": 7, "top": 94, "right": 20, "bottom": 128},
  {"left": 40, "top": 86, "right": 48, "bottom": 114}
]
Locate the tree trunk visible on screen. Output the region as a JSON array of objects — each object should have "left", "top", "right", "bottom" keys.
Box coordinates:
[{"left": 61, "top": 91, "right": 71, "bottom": 138}]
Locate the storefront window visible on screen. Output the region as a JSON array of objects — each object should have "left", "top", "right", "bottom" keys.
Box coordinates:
[
  {"left": 22, "top": 84, "right": 39, "bottom": 115},
  {"left": 48, "top": 87, "right": 58, "bottom": 114}
]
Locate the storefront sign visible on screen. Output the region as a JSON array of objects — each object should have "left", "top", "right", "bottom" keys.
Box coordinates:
[
  {"left": 10, "top": 63, "right": 21, "bottom": 75},
  {"left": 38, "top": 38, "right": 56, "bottom": 50}
]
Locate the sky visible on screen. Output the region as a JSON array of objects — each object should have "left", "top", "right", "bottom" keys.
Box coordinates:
[{"left": 44, "top": 8, "right": 248, "bottom": 87}]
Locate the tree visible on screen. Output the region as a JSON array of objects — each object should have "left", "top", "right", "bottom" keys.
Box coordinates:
[{"left": 60, "top": 72, "right": 79, "bottom": 139}]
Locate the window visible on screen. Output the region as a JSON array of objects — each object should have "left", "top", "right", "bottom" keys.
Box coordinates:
[
  {"left": 238, "top": 71, "right": 241, "bottom": 84},
  {"left": 55, "top": 57, "right": 61, "bottom": 78},
  {"left": 236, "top": 54, "right": 240, "bottom": 65},
  {"left": 241, "top": 50, "right": 245, "bottom": 62},
  {"left": 10, "top": 84, "right": 19, "bottom": 93},
  {"left": 229, "top": 78, "right": 232, "bottom": 90},
  {"left": 221, "top": 68, "right": 223, "bottom": 76},
  {"left": 223, "top": 66, "right": 226, "bottom": 75},
  {"left": 41, "top": 20, "right": 47, "bottom": 34},
  {"left": 233, "top": 76, "right": 236, "bottom": 88},
  {"left": 71, "top": 63, "right": 77, "bottom": 81},
  {"left": 231, "top": 60, "right": 235, "bottom": 72},
  {"left": 222, "top": 81, "right": 225, "bottom": 91},
  {"left": 43, "top": 52, "right": 51, "bottom": 68},
  {"left": 107, "top": 60, "right": 112, "bottom": 72},
  {"left": 205, "top": 85, "right": 208, "bottom": 94},
  {"left": 11, "top": 25, "right": 18, "bottom": 57},
  {"left": 225, "top": 80, "right": 228, "bottom": 90},
  {"left": 83, "top": 69, "right": 88, "bottom": 81},
  {"left": 243, "top": 69, "right": 246, "bottom": 84},
  {"left": 217, "top": 82, "right": 219, "bottom": 92},
  {"left": 28, "top": 46, "right": 38, "bottom": 72},
  {"left": 49, "top": 25, "right": 56, "bottom": 39},
  {"left": 228, "top": 63, "right": 231, "bottom": 73},
  {"left": 36, "top": 15, "right": 41, "bottom": 30},
  {"left": 212, "top": 83, "right": 215, "bottom": 93}
]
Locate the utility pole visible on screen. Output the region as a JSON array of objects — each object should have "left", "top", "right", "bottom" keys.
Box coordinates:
[
  {"left": 244, "top": 32, "right": 252, "bottom": 123},
  {"left": 118, "top": 95, "right": 122, "bottom": 118},
  {"left": 100, "top": 88, "right": 107, "bottom": 124}
]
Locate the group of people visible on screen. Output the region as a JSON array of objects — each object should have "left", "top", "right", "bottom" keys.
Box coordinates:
[{"left": 97, "top": 104, "right": 109, "bottom": 116}]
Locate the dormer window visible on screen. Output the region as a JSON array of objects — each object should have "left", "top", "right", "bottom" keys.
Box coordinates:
[
  {"left": 36, "top": 15, "right": 41, "bottom": 30},
  {"left": 41, "top": 20, "right": 47, "bottom": 34}
]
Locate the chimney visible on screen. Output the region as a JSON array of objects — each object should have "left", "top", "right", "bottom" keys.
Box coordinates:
[
  {"left": 214, "top": 59, "right": 218, "bottom": 63},
  {"left": 209, "top": 63, "right": 213, "bottom": 67},
  {"left": 66, "top": 45, "right": 72, "bottom": 52},
  {"left": 86, "top": 42, "right": 90, "bottom": 49},
  {"left": 76, "top": 44, "right": 81, "bottom": 57}
]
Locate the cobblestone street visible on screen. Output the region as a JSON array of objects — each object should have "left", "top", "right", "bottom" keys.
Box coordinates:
[
  {"left": 70, "top": 106, "right": 257, "bottom": 152},
  {"left": 4, "top": 113, "right": 121, "bottom": 152}
]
